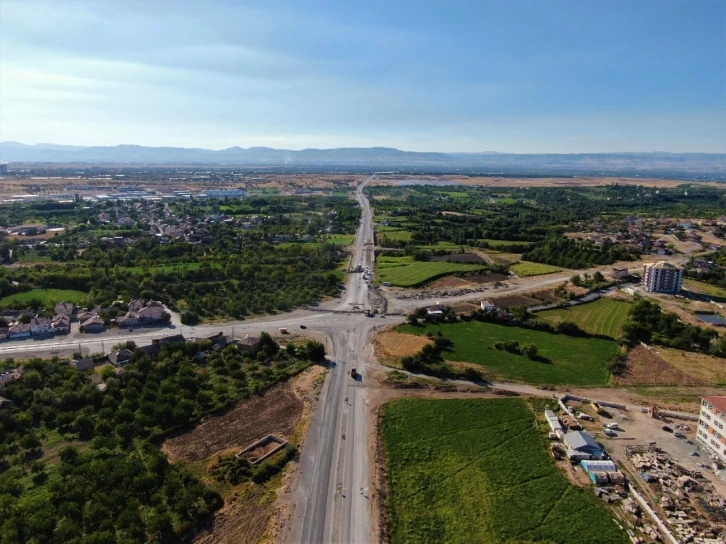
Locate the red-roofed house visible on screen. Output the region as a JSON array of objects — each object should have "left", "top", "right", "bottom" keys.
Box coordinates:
[{"left": 697, "top": 396, "right": 726, "bottom": 463}]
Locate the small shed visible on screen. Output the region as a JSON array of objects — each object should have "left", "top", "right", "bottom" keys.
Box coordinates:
[
  {"left": 544, "top": 410, "right": 563, "bottom": 434},
  {"left": 581, "top": 460, "right": 618, "bottom": 474},
  {"left": 589, "top": 471, "right": 610, "bottom": 485}
]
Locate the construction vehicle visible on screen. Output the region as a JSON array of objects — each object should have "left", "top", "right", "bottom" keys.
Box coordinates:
[{"left": 351, "top": 368, "right": 357, "bottom": 378}]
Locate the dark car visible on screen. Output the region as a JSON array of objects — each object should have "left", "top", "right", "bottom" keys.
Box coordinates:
[
  {"left": 662, "top": 425, "right": 673, "bottom": 433},
  {"left": 300, "top": 324, "right": 307, "bottom": 329}
]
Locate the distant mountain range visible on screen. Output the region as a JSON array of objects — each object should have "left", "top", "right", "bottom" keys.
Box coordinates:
[{"left": 1, "top": 141, "right": 724, "bottom": 178}]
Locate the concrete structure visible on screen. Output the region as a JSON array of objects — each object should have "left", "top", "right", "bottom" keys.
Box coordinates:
[
  {"left": 696, "top": 396, "right": 726, "bottom": 464},
  {"left": 109, "top": 349, "right": 133, "bottom": 366},
  {"left": 29, "top": 317, "right": 52, "bottom": 335},
  {"left": 642, "top": 261, "right": 683, "bottom": 293},
  {"left": 80, "top": 316, "right": 105, "bottom": 332},
  {"left": 563, "top": 431, "right": 606, "bottom": 461},
  {"left": 544, "top": 410, "right": 564, "bottom": 438}
]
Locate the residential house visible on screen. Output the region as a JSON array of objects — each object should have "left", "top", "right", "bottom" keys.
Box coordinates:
[
  {"left": 426, "top": 304, "right": 446, "bottom": 317},
  {"left": 237, "top": 335, "right": 262, "bottom": 355},
  {"left": 77, "top": 308, "right": 98, "bottom": 322},
  {"left": 138, "top": 343, "right": 161, "bottom": 358},
  {"left": 51, "top": 314, "right": 71, "bottom": 334},
  {"left": 480, "top": 300, "right": 496, "bottom": 312},
  {"left": 80, "top": 316, "right": 105, "bottom": 332},
  {"left": 0, "top": 367, "right": 23, "bottom": 389},
  {"left": 70, "top": 358, "right": 96, "bottom": 371},
  {"left": 8, "top": 323, "right": 31, "bottom": 339},
  {"left": 108, "top": 348, "right": 133, "bottom": 366},
  {"left": 89, "top": 374, "right": 107, "bottom": 392},
  {"left": 30, "top": 317, "right": 52, "bottom": 336},
  {"left": 54, "top": 302, "right": 78, "bottom": 318},
  {"left": 611, "top": 267, "right": 630, "bottom": 280},
  {"left": 152, "top": 334, "right": 185, "bottom": 346}
]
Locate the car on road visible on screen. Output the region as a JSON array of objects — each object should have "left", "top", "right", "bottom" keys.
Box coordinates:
[
  {"left": 300, "top": 325, "right": 307, "bottom": 329},
  {"left": 662, "top": 425, "right": 673, "bottom": 433}
]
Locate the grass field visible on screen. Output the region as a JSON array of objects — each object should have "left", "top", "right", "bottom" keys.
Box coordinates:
[
  {"left": 17, "top": 251, "right": 53, "bottom": 263},
  {"left": 382, "top": 398, "right": 627, "bottom": 544},
  {"left": 397, "top": 321, "right": 617, "bottom": 385},
  {"left": 377, "top": 256, "right": 486, "bottom": 287},
  {"left": 537, "top": 298, "right": 631, "bottom": 338},
  {"left": 415, "top": 241, "right": 470, "bottom": 250},
  {"left": 325, "top": 234, "right": 355, "bottom": 246},
  {"left": 437, "top": 191, "right": 470, "bottom": 198},
  {"left": 683, "top": 278, "right": 726, "bottom": 299},
  {"left": 0, "top": 288, "right": 86, "bottom": 308},
  {"left": 478, "top": 239, "right": 532, "bottom": 249},
  {"left": 377, "top": 229, "right": 413, "bottom": 242},
  {"left": 510, "top": 262, "right": 562, "bottom": 276}
]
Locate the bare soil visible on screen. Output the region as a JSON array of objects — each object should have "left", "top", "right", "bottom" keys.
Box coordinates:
[
  {"left": 652, "top": 346, "right": 726, "bottom": 386},
  {"left": 488, "top": 294, "right": 539, "bottom": 308},
  {"left": 162, "top": 382, "right": 303, "bottom": 464},
  {"left": 428, "top": 253, "right": 486, "bottom": 264},
  {"left": 614, "top": 345, "right": 701, "bottom": 386},
  {"left": 425, "top": 276, "right": 476, "bottom": 290},
  {"left": 466, "top": 272, "right": 510, "bottom": 284},
  {"left": 374, "top": 330, "right": 433, "bottom": 366}
]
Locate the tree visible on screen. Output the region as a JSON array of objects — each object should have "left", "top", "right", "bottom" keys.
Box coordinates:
[
  {"left": 570, "top": 274, "right": 581, "bottom": 286},
  {"left": 304, "top": 340, "right": 326, "bottom": 362},
  {"left": 593, "top": 271, "right": 605, "bottom": 283},
  {"left": 521, "top": 344, "right": 538, "bottom": 359},
  {"left": 59, "top": 446, "right": 79, "bottom": 464}
]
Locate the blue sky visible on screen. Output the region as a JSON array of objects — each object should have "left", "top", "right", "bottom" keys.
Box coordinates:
[{"left": 0, "top": 0, "right": 724, "bottom": 152}]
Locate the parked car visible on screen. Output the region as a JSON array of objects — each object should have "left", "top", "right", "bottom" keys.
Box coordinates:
[
  {"left": 674, "top": 432, "right": 686, "bottom": 439},
  {"left": 689, "top": 451, "right": 699, "bottom": 457},
  {"left": 662, "top": 425, "right": 673, "bottom": 433},
  {"left": 300, "top": 325, "right": 307, "bottom": 329}
]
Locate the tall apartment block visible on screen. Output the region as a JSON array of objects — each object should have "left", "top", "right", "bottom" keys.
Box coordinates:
[
  {"left": 642, "top": 261, "right": 683, "bottom": 293},
  {"left": 697, "top": 396, "right": 726, "bottom": 464}
]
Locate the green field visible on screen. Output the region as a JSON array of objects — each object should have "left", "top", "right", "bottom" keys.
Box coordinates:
[
  {"left": 397, "top": 320, "right": 617, "bottom": 385},
  {"left": 377, "top": 229, "right": 413, "bottom": 242},
  {"left": 537, "top": 298, "right": 631, "bottom": 338},
  {"left": 479, "top": 239, "right": 532, "bottom": 249},
  {"left": 17, "top": 251, "right": 53, "bottom": 263},
  {"left": 383, "top": 398, "right": 627, "bottom": 544},
  {"left": 510, "top": 262, "right": 562, "bottom": 276},
  {"left": 683, "top": 278, "right": 726, "bottom": 299},
  {"left": 325, "top": 234, "right": 355, "bottom": 246},
  {"left": 0, "top": 288, "right": 87, "bottom": 309},
  {"left": 437, "top": 191, "right": 470, "bottom": 198},
  {"left": 377, "top": 256, "right": 486, "bottom": 287}
]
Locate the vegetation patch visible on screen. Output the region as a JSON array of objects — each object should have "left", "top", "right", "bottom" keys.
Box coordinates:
[
  {"left": 510, "top": 262, "right": 562, "bottom": 277},
  {"left": 0, "top": 288, "right": 87, "bottom": 309},
  {"left": 377, "top": 256, "right": 486, "bottom": 287},
  {"left": 397, "top": 321, "right": 618, "bottom": 385},
  {"left": 683, "top": 278, "right": 726, "bottom": 299},
  {"left": 325, "top": 234, "right": 355, "bottom": 246},
  {"left": 382, "top": 398, "right": 627, "bottom": 544},
  {"left": 537, "top": 298, "right": 630, "bottom": 338}
]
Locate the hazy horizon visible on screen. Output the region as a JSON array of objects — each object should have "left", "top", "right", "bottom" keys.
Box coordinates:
[{"left": 1, "top": 0, "right": 725, "bottom": 153}]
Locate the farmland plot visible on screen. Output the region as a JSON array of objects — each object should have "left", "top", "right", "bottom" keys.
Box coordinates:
[
  {"left": 397, "top": 321, "right": 617, "bottom": 385},
  {"left": 537, "top": 298, "right": 630, "bottom": 338},
  {"left": 382, "top": 398, "right": 627, "bottom": 544},
  {"left": 377, "top": 255, "right": 486, "bottom": 287}
]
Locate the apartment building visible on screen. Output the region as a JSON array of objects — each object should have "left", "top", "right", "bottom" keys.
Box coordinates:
[
  {"left": 697, "top": 396, "right": 726, "bottom": 464},
  {"left": 642, "top": 261, "right": 683, "bottom": 293}
]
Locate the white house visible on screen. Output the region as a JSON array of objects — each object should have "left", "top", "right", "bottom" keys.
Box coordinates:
[
  {"left": 30, "top": 317, "right": 52, "bottom": 335},
  {"left": 481, "top": 300, "right": 496, "bottom": 312}
]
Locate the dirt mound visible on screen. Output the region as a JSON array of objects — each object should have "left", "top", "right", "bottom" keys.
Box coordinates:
[
  {"left": 614, "top": 346, "right": 701, "bottom": 386},
  {"left": 162, "top": 382, "right": 303, "bottom": 463}
]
